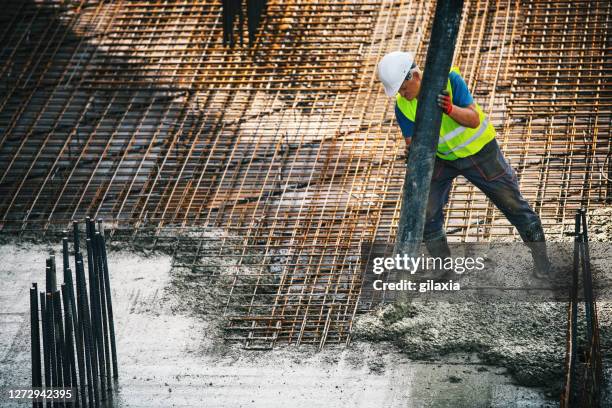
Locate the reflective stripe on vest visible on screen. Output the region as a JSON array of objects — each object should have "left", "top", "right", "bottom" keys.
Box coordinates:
[
  {"left": 395, "top": 67, "right": 496, "bottom": 160},
  {"left": 437, "top": 118, "right": 489, "bottom": 156}
]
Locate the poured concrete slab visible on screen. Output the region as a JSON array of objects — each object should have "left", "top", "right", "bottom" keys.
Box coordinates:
[{"left": 0, "top": 241, "right": 599, "bottom": 407}]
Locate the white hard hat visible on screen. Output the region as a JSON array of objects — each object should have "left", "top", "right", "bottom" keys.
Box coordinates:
[{"left": 377, "top": 51, "right": 416, "bottom": 97}]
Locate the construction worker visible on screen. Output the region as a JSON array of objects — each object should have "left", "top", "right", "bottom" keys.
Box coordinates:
[{"left": 377, "top": 51, "right": 551, "bottom": 278}]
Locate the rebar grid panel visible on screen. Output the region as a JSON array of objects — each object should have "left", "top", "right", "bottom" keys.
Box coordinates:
[{"left": 0, "top": 1, "right": 610, "bottom": 348}]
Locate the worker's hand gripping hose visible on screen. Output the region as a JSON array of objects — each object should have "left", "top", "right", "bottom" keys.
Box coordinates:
[{"left": 437, "top": 89, "right": 453, "bottom": 114}]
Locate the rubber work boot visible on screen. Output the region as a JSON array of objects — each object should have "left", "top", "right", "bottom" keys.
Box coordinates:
[
  {"left": 518, "top": 221, "right": 552, "bottom": 279},
  {"left": 424, "top": 236, "right": 453, "bottom": 281}
]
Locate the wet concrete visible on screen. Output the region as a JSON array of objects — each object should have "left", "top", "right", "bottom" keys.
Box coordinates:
[
  {"left": 353, "top": 248, "right": 612, "bottom": 398},
  {"left": 0, "top": 240, "right": 608, "bottom": 407},
  {"left": 353, "top": 207, "right": 612, "bottom": 402},
  {"left": 353, "top": 302, "right": 567, "bottom": 391}
]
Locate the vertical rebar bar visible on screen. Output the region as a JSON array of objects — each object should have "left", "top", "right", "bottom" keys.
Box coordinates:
[
  {"left": 62, "top": 234, "right": 69, "bottom": 275},
  {"left": 94, "top": 232, "right": 112, "bottom": 389},
  {"left": 45, "top": 259, "right": 54, "bottom": 294},
  {"left": 75, "top": 256, "right": 97, "bottom": 407},
  {"left": 86, "top": 237, "right": 107, "bottom": 398},
  {"left": 46, "top": 292, "right": 58, "bottom": 408},
  {"left": 580, "top": 209, "right": 593, "bottom": 345},
  {"left": 52, "top": 290, "right": 67, "bottom": 398},
  {"left": 85, "top": 217, "right": 90, "bottom": 238},
  {"left": 50, "top": 256, "right": 58, "bottom": 289},
  {"left": 73, "top": 221, "right": 80, "bottom": 255},
  {"left": 39, "top": 292, "right": 51, "bottom": 408},
  {"left": 64, "top": 262, "right": 86, "bottom": 408},
  {"left": 30, "top": 284, "right": 43, "bottom": 408},
  {"left": 67, "top": 268, "right": 87, "bottom": 408},
  {"left": 569, "top": 211, "right": 580, "bottom": 405},
  {"left": 98, "top": 225, "right": 118, "bottom": 379},
  {"left": 61, "top": 284, "right": 77, "bottom": 401}
]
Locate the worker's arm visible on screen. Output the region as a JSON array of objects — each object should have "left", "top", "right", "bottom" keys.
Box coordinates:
[
  {"left": 446, "top": 103, "right": 480, "bottom": 129},
  {"left": 438, "top": 72, "right": 481, "bottom": 129}
]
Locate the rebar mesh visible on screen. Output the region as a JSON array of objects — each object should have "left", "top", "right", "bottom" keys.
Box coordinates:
[{"left": 1, "top": 0, "right": 610, "bottom": 347}]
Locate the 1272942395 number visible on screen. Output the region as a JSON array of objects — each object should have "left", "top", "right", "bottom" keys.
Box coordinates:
[{"left": 6, "top": 387, "right": 75, "bottom": 401}]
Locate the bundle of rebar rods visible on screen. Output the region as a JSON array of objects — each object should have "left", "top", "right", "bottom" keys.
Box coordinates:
[
  {"left": 30, "top": 218, "right": 118, "bottom": 407},
  {"left": 561, "top": 209, "right": 604, "bottom": 407}
]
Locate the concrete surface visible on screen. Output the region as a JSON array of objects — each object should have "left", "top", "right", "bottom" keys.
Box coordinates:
[{"left": 0, "top": 240, "right": 605, "bottom": 407}]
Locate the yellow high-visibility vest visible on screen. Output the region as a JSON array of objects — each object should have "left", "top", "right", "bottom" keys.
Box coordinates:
[{"left": 395, "top": 67, "right": 496, "bottom": 160}]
